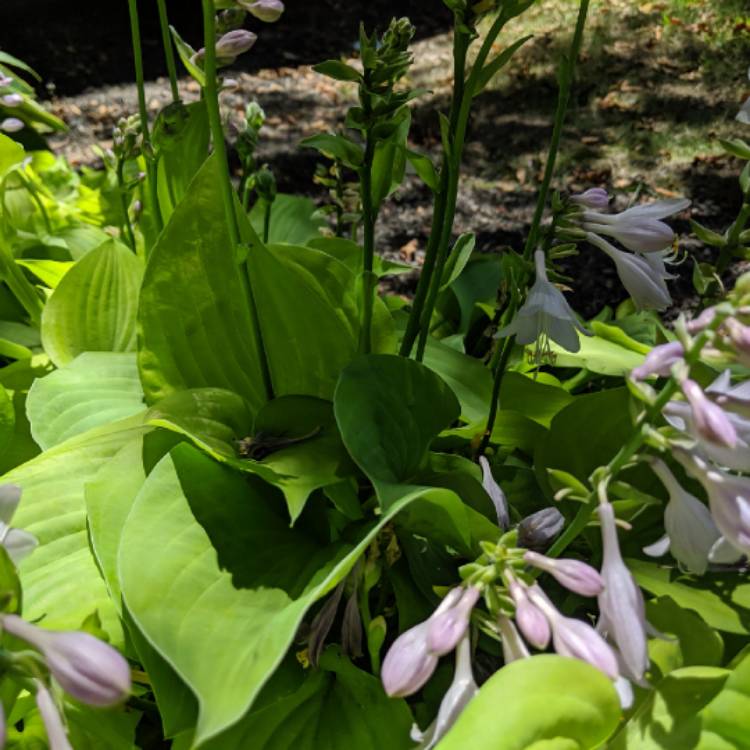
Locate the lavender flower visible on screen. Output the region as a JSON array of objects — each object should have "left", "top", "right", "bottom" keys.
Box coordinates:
[
  {"left": 523, "top": 551, "right": 604, "bottom": 597},
  {"left": 597, "top": 503, "right": 649, "bottom": 682},
  {"left": 1, "top": 93, "right": 22, "bottom": 107},
  {"left": 239, "top": 0, "right": 285, "bottom": 22},
  {"left": 674, "top": 449, "right": 750, "bottom": 556},
  {"left": 498, "top": 249, "right": 588, "bottom": 354},
  {"left": 645, "top": 459, "right": 720, "bottom": 574},
  {"left": 2, "top": 615, "right": 131, "bottom": 706},
  {"left": 527, "top": 586, "right": 618, "bottom": 679},
  {"left": 630, "top": 341, "right": 684, "bottom": 380},
  {"left": 478, "top": 456, "right": 509, "bottom": 529},
  {"left": 586, "top": 232, "right": 672, "bottom": 310},
  {"left": 34, "top": 681, "right": 73, "bottom": 750},
  {"left": 410, "top": 636, "right": 478, "bottom": 750},
  {"left": 687, "top": 306, "right": 718, "bottom": 333},
  {"left": 0, "top": 484, "right": 38, "bottom": 565},
  {"left": 680, "top": 379, "right": 738, "bottom": 449},
  {"left": 570, "top": 188, "right": 610, "bottom": 210},
  {"left": 0, "top": 117, "right": 23, "bottom": 133},
  {"left": 427, "top": 587, "right": 480, "bottom": 656},
  {"left": 193, "top": 30, "right": 258, "bottom": 67},
  {"left": 497, "top": 614, "right": 530, "bottom": 663},
  {"left": 509, "top": 580, "right": 550, "bottom": 649}
]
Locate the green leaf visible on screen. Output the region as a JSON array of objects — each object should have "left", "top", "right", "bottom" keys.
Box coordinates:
[
  {"left": 0, "top": 546, "right": 21, "bottom": 614},
  {"left": 546, "top": 329, "right": 645, "bottom": 375},
  {"left": 41, "top": 239, "right": 143, "bottom": 367},
  {"left": 610, "top": 657, "right": 750, "bottom": 749},
  {"left": 15, "top": 258, "right": 73, "bottom": 288},
  {"left": 119, "top": 444, "right": 430, "bottom": 746},
  {"left": 249, "top": 194, "right": 326, "bottom": 246},
  {"left": 370, "top": 112, "right": 410, "bottom": 211},
  {"left": 201, "top": 648, "right": 413, "bottom": 749},
  {"left": 473, "top": 34, "right": 533, "bottom": 96},
  {"left": 440, "top": 233, "right": 476, "bottom": 291},
  {"left": 406, "top": 149, "right": 438, "bottom": 191},
  {"left": 499, "top": 372, "right": 573, "bottom": 427},
  {"left": 299, "top": 133, "right": 364, "bottom": 168},
  {"left": 690, "top": 220, "right": 726, "bottom": 248},
  {"left": 170, "top": 25, "right": 205, "bottom": 86},
  {"left": 313, "top": 60, "right": 362, "bottom": 82},
  {"left": 26, "top": 352, "right": 144, "bottom": 450},
  {"left": 137, "top": 155, "right": 268, "bottom": 411},
  {"left": 439, "top": 655, "right": 620, "bottom": 750},
  {"left": 307, "top": 237, "right": 411, "bottom": 278},
  {"left": 4, "top": 415, "right": 148, "bottom": 645},
  {"left": 0, "top": 386, "right": 14, "bottom": 461},
  {"left": 629, "top": 559, "right": 750, "bottom": 635},
  {"left": 0, "top": 133, "right": 25, "bottom": 176},
  {"left": 719, "top": 138, "right": 750, "bottom": 160},
  {"left": 334, "top": 354, "right": 460, "bottom": 484}
]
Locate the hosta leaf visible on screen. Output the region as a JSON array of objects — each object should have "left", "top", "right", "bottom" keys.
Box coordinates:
[
  {"left": 41, "top": 239, "right": 142, "bottom": 367},
  {"left": 26, "top": 352, "right": 144, "bottom": 450},
  {"left": 439, "top": 655, "right": 620, "bottom": 750},
  {"left": 119, "top": 444, "right": 430, "bottom": 746},
  {"left": 249, "top": 194, "right": 326, "bottom": 246},
  {"left": 3, "top": 414, "right": 148, "bottom": 645},
  {"left": 334, "top": 354, "right": 460, "bottom": 485}
]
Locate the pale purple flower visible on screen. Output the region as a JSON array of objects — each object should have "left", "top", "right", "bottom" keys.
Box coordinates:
[
  {"left": 597, "top": 503, "right": 649, "bottom": 682},
  {"left": 645, "top": 459, "right": 720, "bottom": 574},
  {"left": 681, "top": 379, "right": 737, "bottom": 449},
  {"left": 381, "top": 620, "right": 440, "bottom": 697},
  {"left": 0, "top": 484, "right": 38, "bottom": 565},
  {"left": 427, "top": 587, "right": 480, "bottom": 656},
  {"left": 527, "top": 586, "right": 618, "bottom": 679},
  {"left": 724, "top": 318, "right": 750, "bottom": 360},
  {"left": 1, "top": 93, "right": 22, "bottom": 107},
  {"left": 497, "top": 614, "right": 530, "bottom": 663},
  {"left": 2, "top": 616, "right": 131, "bottom": 706},
  {"left": 478, "top": 456, "right": 509, "bottom": 529},
  {"left": 0, "top": 117, "right": 23, "bottom": 133},
  {"left": 523, "top": 551, "right": 604, "bottom": 597},
  {"left": 193, "top": 30, "right": 258, "bottom": 67},
  {"left": 0, "top": 76, "right": 12, "bottom": 87},
  {"left": 239, "top": 0, "right": 285, "bottom": 22},
  {"left": 674, "top": 449, "right": 750, "bottom": 557},
  {"left": 570, "top": 188, "right": 610, "bottom": 210},
  {"left": 34, "top": 681, "right": 73, "bottom": 750},
  {"left": 410, "top": 635, "right": 477, "bottom": 750},
  {"left": 509, "top": 581, "right": 550, "bottom": 649},
  {"left": 687, "top": 306, "right": 717, "bottom": 333},
  {"left": 630, "top": 341, "right": 684, "bottom": 380},
  {"left": 497, "top": 249, "right": 588, "bottom": 353},
  {"left": 586, "top": 232, "right": 672, "bottom": 310}
]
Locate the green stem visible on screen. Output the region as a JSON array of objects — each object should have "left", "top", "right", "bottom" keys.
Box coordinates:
[
  {"left": 522, "top": 0, "right": 590, "bottom": 261},
  {"left": 263, "top": 201, "right": 272, "bottom": 244},
  {"left": 476, "top": 333, "right": 516, "bottom": 457},
  {"left": 716, "top": 189, "right": 750, "bottom": 274},
  {"left": 127, "top": 0, "right": 163, "bottom": 235},
  {"left": 359, "top": 83, "right": 377, "bottom": 354},
  {"left": 545, "top": 330, "right": 709, "bottom": 560},
  {"left": 116, "top": 159, "right": 137, "bottom": 251},
  {"left": 201, "top": 0, "right": 274, "bottom": 402},
  {"left": 156, "top": 0, "right": 180, "bottom": 103},
  {"left": 17, "top": 171, "right": 51, "bottom": 234}
]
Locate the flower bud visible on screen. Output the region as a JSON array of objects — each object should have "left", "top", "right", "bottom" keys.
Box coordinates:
[
  {"left": 1, "top": 93, "right": 22, "bottom": 107},
  {"left": 0, "top": 76, "right": 12, "bottom": 87},
  {"left": 687, "top": 306, "right": 717, "bottom": 333},
  {"left": 0, "top": 117, "right": 23, "bottom": 133},
  {"left": 630, "top": 341, "right": 684, "bottom": 380},
  {"left": 35, "top": 681, "right": 73, "bottom": 750},
  {"left": 523, "top": 551, "right": 604, "bottom": 597},
  {"left": 681, "top": 379, "right": 737, "bottom": 448},
  {"left": 239, "top": 0, "right": 284, "bottom": 22},
  {"left": 426, "top": 587, "right": 480, "bottom": 656},
  {"left": 478, "top": 456, "right": 509, "bottom": 530},
  {"left": 2, "top": 616, "right": 131, "bottom": 706},
  {"left": 381, "top": 620, "right": 438, "bottom": 697},
  {"left": 724, "top": 317, "right": 750, "bottom": 358},
  {"left": 216, "top": 29, "right": 257, "bottom": 63},
  {"left": 517, "top": 507, "right": 565, "bottom": 551},
  {"left": 509, "top": 581, "right": 550, "bottom": 649},
  {"left": 570, "top": 188, "right": 610, "bottom": 210}
]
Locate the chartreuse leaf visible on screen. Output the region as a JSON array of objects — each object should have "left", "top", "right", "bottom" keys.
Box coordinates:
[
  {"left": 137, "top": 155, "right": 268, "bottom": 411},
  {"left": 0, "top": 385, "right": 14, "bottom": 460},
  {"left": 334, "top": 354, "right": 460, "bottom": 484},
  {"left": 439, "top": 655, "right": 620, "bottom": 750},
  {"left": 26, "top": 352, "right": 144, "bottom": 450},
  {"left": 3, "top": 414, "right": 148, "bottom": 645},
  {"left": 0, "top": 133, "right": 25, "bottom": 176},
  {"left": 610, "top": 655, "right": 750, "bottom": 749},
  {"left": 41, "top": 239, "right": 143, "bottom": 367},
  {"left": 629, "top": 559, "right": 750, "bottom": 635},
  {"left": 249, "top": 194, "right": 326, "bottom": 246},
  {"left": 119, "top": 444, "right": 444, "bottom": 746},
  {"left": 201, "top": 648, "right": 412, "bottom": 749}
]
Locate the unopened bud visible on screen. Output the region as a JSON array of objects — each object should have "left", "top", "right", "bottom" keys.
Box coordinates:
[
  {"left": 518, "top": 507, "right": 564, "bottom": 551},
  {"left": 630, "top": 341, "right": 684, "bottom": 380},
  {"left": 523, "top": 551, "right": 604, "bottom": 597},
  {"left": 0, "top": 117, "right": 23, "bottom": 133},
  {"left": 216, "top": 29, "right": 257, "bottom": 64},
  {"left": 1, "top": 93, "right": 23, "bottom": 107},
  {"left": 239, "top": 0, "right": 285, "bottom": 22},
  {"left": 681, "top": 379, "right": 737, "bottom": 448},
  {"left": 2, "top": 616, "right": 131, "bottom": 706},
  {"left": 570, "top": 188, "right": 610, "bottom": 211},
  {"left": 381, "top": 620, "right": 438, "bottom": 697},
  {"left": 687, "top": 306, "right": 717, "bottom": 333},
  {"left": 426, "top": 587, "right": 480, "bottom": 656},
  {"left": 509, "top": 581, "right": 550, "bottom": 649}
]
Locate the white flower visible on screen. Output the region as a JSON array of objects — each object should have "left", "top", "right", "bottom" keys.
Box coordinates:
[
  {"left": 498, "top": 249, "right": 587, "bottom": 354},
  {"left": 586, "top": 232, "right": 672, "bottom": 310},
  {"left": 737, "top": 67, "right": 750, "bottom": 125},
  {"left": 0, "top": 485, "right": 37, "bottom": 565},
  {"left": 411, "top": 635, "right": 478, "bottom": 750},
  {"left": 645, "top": 459, "right": 720, "bottom": 574}
]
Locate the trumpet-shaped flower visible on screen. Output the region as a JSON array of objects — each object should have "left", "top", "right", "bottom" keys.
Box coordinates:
[
  {"left": 674, "top": 449, "right": 750, "bottom": 557},
  {"left": 681, "top": 379, "right": 738, "bottom": 448},
  {"left": 597, "top": 503, "right": 649, "bottom": 682},
  {"left": 586, "top": 232, "right": 672, "bottom": 310},
  {"left": 498, "top": 250, "right": 587, "bottom": 354},
  {"left": 410, "top": 636, "right": 478, "bottom": 750},
  {"left": 645, "top": 459, "right": 720, "bottom": 574}
]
